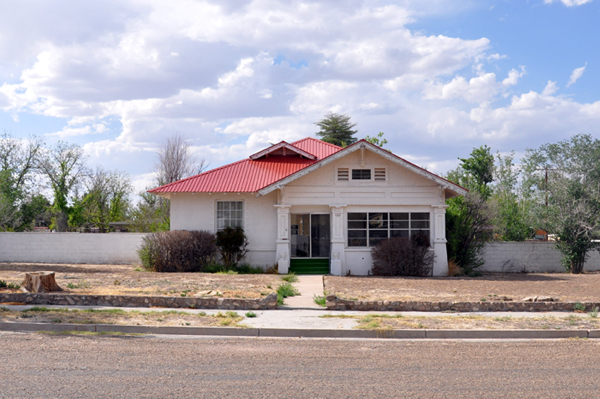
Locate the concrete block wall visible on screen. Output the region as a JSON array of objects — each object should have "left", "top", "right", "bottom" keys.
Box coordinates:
[
  {"left": 0, "top": 233, "right": 148, "bottom": 264},
  {"left": 481, "top": 241, "right": 600, "bottom": 273}
]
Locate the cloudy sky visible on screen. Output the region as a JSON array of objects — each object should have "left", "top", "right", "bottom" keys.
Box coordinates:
[{"left": 1, "top": 0, "right": 599, "bottom": 193}]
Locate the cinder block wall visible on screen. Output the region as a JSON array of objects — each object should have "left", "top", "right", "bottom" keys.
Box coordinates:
[
  {"left": 481, "top": 241, "right": 600, "bottom": 273},
  {"left": 0, "top": 233, "right": 148, "bottom": 264}
]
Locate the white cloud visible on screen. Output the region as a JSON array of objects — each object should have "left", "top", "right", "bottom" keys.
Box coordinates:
[
  {"left": 544, "top": 0, "right": 593, "bottom": 6},
  {"left": 0, "top": 0, "right": 598, "bottom": 179},
  {"left": 567, "top": 63, "right": 587, "bottom": 87}
]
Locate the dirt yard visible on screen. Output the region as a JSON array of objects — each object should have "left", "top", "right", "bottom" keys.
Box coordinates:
[
  {"left": 0, "top": 263, "right": 280, "bottom": 299},
  {"left": 324, "top": 273, "right": 600, "bottom": 303},
  {"left": 0, "top": 306, "right": 246, "bottom": 327}
]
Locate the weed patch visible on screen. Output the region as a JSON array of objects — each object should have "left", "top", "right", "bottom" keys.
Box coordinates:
[
  {"left": 313, "top": 295, "right": 326, "bottom": 307},
  {"left": 277, "top": 282, "right": 300, "bottom": 305}
]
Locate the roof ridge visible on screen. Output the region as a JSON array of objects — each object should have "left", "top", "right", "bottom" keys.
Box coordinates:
[{"left": 291, "top": 137, "right": 343, "bottom": 150}]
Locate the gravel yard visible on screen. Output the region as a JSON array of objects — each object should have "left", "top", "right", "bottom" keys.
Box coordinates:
[
  {"left": 0, "top": 263, "right": 280, "bottom": 299},
  {"left": 324, "top": 273, "right": 600, "bottom": 303}
]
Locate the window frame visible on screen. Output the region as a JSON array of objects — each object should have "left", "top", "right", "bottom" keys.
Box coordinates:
[
  {"left": 347, "top": 211, "right": 430, "bottom": 248},
  {"left": 215, "top": 200, "right": 244, "bottom": 231}
]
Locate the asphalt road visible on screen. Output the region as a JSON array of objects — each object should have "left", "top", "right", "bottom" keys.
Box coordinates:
[{"left": 1, "top": 333, "right": 600, "bottom": 398}]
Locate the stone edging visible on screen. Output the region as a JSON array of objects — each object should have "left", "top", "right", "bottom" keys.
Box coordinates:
[
  {"left": 0, "top": 292, "right": 278, "bottom": 310},
  {"left": 325, "top": 295, "right": 599, "bottom": 312}
]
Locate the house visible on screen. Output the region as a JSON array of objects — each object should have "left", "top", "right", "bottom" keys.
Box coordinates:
[{"left": 149, "top": 138, "right": 467, "bottom": 276}]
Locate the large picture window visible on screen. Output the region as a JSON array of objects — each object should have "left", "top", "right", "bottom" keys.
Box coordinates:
[
  {"left": 347, "top": 212, "right": 430, "bottom": 247},
  {"left": 216, "top": 201, "right": 243, "bottom": 231}
]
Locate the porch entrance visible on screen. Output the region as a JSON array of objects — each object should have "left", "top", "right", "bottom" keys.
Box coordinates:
[{"left": 290, "top": 214, "right": 330, "bottom": 274}]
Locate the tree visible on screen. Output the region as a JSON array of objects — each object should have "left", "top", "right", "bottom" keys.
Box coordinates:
[
  {"left": 522, "top": 134, "right": 600, "bottom": 274},
  {"left": 134, "top": 133, "right": 207, "bottom": 232},
  {"left": 489, "top": 151, "right": 533, "bottom": 241},
  {"left": 74, "top": 167, "right": 132, "bottom": 231},
  {"left": 156, "top": 133, "right": 206, "bottom": 186},
  {"left": 452, "top": 145, "right": 495, "bottom": 200},
  {"left": 315, "top": 112, "right": 358, "bottom": 147},
  {"left": 365, "top": 132, "right": 388, "bottom": 148},
  {"left": 38, "top": 142, "right": 88, "bottom": 231},
  {"left": 0, "top": 132, "right": 44, "bottom": 230},
  {"left": 445, "top": 145, "right": 495, "bottom": 274}
]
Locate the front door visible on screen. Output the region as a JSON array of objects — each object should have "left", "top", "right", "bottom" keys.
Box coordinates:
[{"left": 290, "top": 214, "right": 330, "bottom": 274}]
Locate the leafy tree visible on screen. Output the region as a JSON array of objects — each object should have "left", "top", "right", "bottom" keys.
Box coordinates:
[
  {"left": 0, "top": 132, "right": 44, "bottom": 230},
  {"left": 38, "top": 142, "right": 88, "bottom": 231},
  {"left": 72, "top": 167, "right": 132, "bottom": 231},
  {"left": 489, "top": 152, "right": 533, "bottom": 241},
  {"left": 445, "top": 193, "right": 493, "bottom": 274},
  {"left": 315, "top": 112, "right": 358, "bottom": 147},
  {"left": 445, "top": 145, "right": 495, "bottom": 274},
  {"left": 453, "top": 145, "right": 495, "bottom": 200},
  {"left": 365, "top": 132, "right": 388, "bottom": 148},
  {"left": 522, "top": 134, "right": 600, "bottom": 274}
]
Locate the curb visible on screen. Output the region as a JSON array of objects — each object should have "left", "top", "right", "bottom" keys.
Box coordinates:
[{"left": 0, "top": 322, "right": 596, "bottom": 340}]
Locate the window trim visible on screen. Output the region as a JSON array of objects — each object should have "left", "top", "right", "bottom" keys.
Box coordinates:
[
  {"left": 215, "top": 200, "right": 244, "bottom": 232},
  {"left": 336, "top": 167, "right": 387, "bottom": 182},
  {"left": 347, "top": 211, "right": 430, "bottom": 248}
]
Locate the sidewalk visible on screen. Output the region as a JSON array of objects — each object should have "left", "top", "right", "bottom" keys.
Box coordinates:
[
  {"left": 1, "top": 304, "right": 597, "bottom": 340},
  {"left": 280, "top": 275, "right": 325, "bottom": 309}
]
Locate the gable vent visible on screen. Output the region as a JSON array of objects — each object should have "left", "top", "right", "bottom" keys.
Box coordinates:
[
  {"left": 337, "top": 168, "right": 349, "bottom": 181},
  {"left": 374, "top": 168, "right": 386, "bottom": 181}
]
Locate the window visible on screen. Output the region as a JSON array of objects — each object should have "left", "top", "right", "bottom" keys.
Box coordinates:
[
  {"left": 216, "top": 201, "right": 243, "bottom": 231},
  {"left": 347, "top": 212, "right": 430, "bottom": 247},
  {"left": 352, "top": 169, "right": 371, "bottom": 180}
]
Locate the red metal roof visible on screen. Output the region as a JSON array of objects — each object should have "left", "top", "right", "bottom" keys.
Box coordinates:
[{"left": 149, "top": 138, "right": 342, "bottom": 194}]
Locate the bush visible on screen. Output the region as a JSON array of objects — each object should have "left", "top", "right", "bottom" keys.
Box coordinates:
[
  {"left": 371, "top": 236, "right": 434, "bottom": 277},
  {"left": 216, "top": 227, "right": 248, "bottom": 267},
  {"left": 138, "top": 230, "right": 217, "bottom": 272}
]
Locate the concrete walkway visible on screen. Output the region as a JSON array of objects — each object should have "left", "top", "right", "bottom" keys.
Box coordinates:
[{"left": 280, "top": 275, "right": 325, "bottom": 309}]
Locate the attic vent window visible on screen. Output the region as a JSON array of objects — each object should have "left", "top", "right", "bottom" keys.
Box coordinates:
[
  {"left": 352, "top": 169, "right": 371, "bottom": 180},
  {"left": 374, "top": 168, "right": 386, "bottom": 181},
  {"left": 337, "top": 168, "right": 349, "bottom": 181}
]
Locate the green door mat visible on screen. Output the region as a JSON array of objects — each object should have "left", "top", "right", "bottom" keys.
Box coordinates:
[{"left": 290, "top": 258, "right": 330, "bottom": 275}]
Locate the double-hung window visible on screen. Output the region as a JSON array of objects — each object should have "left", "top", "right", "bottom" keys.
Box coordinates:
[
  {"left": 216, "top": 201, "right": 243, "bottom": 231},
  {"left": 347, "top": 212, "right": 430, "bottom": 247}
]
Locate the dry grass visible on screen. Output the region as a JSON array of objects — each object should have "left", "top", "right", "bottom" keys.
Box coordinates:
[
  {"left": 0, "top": 263, "right": 279, "bottom": 299},
  {"left": 0, "top": 306, "right": 245, "bottom": 327},
  {"left": 317, "top": 313, "right": 600, "bottom": 330},
  {"left": 325, "top": 272, "right": 600, "bottom": 303}
]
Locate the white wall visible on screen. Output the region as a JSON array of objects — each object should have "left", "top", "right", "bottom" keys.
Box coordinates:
[
  {"left": 0, "top": 232, "right": 148, "bottom": 264},
  {"left": 481, "top": 242, "right": 600, "bottom": 273},
  {"left": 170, "top": 192, "right": 278, "bottom": 267}
]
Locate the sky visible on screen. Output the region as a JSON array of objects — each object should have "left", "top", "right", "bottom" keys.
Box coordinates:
[{"left": 0, "top": 0, "right": 599, "bottom": 194}]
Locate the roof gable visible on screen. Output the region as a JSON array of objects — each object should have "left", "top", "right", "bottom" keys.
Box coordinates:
[
  {"left": 249, "top": 141, "right": 316, "bottom": 160},
  {"left": 257, "top": 140, "right": 467, "bottom": 197}
]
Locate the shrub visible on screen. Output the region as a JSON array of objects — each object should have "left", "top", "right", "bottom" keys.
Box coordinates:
[
  {"left": 138, "top": 230, "right": 217, "bottom": 272},
  {"left": 371, "top": 236, "right": 435, "bottom": 277},
  {"left": 216, "top": 227, "right": 248, "bottom": 267}
]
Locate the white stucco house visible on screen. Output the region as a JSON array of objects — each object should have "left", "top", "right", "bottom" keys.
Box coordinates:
[{"left": 150, "top": 138, "right": 467, "bottom": 276}]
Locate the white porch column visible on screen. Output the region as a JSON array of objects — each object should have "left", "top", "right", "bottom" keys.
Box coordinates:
[
  {"left": 432, "top": 205, "right": 449, "bottom": 276},
  {"left": 330, "top": 205, "right": 346, "bottom": 276},
  {"left": 275, "top": 205, "right": 291, "bottom": 274}
]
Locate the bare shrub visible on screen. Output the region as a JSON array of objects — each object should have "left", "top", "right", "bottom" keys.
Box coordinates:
[
  {"left": 138, "top": 230, "right": 217, "bottom": 272},
  {"left": 371, "top": 236, "right": 434, "bottom": 277}
]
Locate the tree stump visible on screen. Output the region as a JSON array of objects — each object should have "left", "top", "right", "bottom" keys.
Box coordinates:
[{"left": 21, "top": 272, "right": 63, "bottom": 293}]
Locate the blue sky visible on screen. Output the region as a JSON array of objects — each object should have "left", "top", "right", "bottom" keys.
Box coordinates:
[{"left": 0, "top": 0, "right": 598, "bottom": 193}]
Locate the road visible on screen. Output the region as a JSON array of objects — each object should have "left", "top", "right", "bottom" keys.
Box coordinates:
[{"left": 1, "top": 332, "right": 600, "bottom": 398}]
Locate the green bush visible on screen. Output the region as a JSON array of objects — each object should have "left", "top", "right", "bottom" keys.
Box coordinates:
[
  {"left": 138, "top": 230, "right": 217, "bottom": 272},
  {"left": 216, "top": 227, "right": 248, "bottom": 267},
  {"left": 277, "top": 282, "right": 300, "bottom": 305},
  {"left": 371, "top": 236, "right": 434, "bottom": 277}
]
